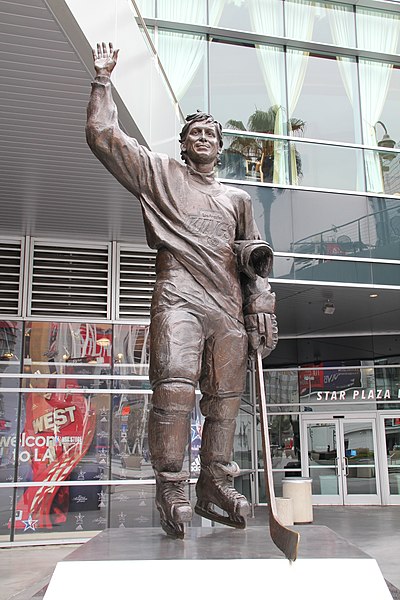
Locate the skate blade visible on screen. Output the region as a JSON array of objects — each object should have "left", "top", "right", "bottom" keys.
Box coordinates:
[
  {"left": 194, "top": 503, "right": 247, "bottom": 529},
  {"left": 160, "top": 518, "right": 186, "bottom": 539}
]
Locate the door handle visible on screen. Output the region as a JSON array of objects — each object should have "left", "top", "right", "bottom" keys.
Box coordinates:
[{"left": 343, "top": 456, "right": 349, "bottom": 477}]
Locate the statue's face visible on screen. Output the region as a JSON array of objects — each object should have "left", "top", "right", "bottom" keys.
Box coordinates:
[{"left": 181, "top": 121, "right": 220, "bottom": 166}]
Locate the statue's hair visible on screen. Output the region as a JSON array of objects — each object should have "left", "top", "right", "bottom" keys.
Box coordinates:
[{"left": 179, "top": 110, "right": 223, "bottom": 164}]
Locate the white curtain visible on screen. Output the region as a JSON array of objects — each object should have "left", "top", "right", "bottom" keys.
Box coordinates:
[
  {"left": 327, "top": 5, "right": 355, "bottom": 103},
  {"left": 356, "top": 8, "right": 400, "bottom": 192},
  {"left": 249, "top": 0, "right": 315, "bottom": 185},
  {"left": 155, "top": 1, "right": 226, "bottom": 102},
  {"left": 328, "top": 4, "right": 364, "bottom": 190},
  {"left": 157, "top": 31, "right": 205, "bottom": 100},
  {"left": 249, "top": 1, "right": 288, "bottom": 184}
]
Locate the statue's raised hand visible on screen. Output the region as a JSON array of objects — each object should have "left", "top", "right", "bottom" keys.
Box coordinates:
[{"left": 92, "top": 42, "right": 119, "bottom": 77}]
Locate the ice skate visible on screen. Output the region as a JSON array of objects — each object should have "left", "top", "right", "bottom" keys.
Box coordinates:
[
  {"left": 155, "top": 471, "right": 192, "bottom": 539},
  {"left": 194, "top": 461, "right": 250, "bottom": 529}
]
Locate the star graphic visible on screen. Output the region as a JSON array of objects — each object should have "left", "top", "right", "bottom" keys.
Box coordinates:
[{"left": 22, "top": 515, "right": 39, "bottom": 532}]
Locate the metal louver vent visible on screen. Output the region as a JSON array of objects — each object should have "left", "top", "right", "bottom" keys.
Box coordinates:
[
  {"left": 118, "top": 246, "right": 156, "bottom": 319},
  {"left": 30, "top": 242, "right": 110, "bottom": 318},
  {"left": 0, "top": 239, "right": 22, "bottom": 316}
]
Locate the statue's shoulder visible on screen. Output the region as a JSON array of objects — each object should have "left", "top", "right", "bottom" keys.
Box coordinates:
[{"left": 221, "top": 183, "right": 251, "bottom": 203}]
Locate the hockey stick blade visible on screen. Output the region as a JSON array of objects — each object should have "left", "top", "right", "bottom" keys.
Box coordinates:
[{"left": 256, "top": 349, "right": 300, "bottom": 562}]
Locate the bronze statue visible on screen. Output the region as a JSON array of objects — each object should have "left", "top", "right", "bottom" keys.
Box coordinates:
[{"left": 86, "top": 42, "right": 278, "bottom": 539}]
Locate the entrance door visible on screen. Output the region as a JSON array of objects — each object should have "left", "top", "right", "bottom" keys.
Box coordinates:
[
  {"left": 301, "top": 415, "right": 381, "bottom": 505},
  {"left": 378, "top": 414, "right": 400, "bottom": 505}
]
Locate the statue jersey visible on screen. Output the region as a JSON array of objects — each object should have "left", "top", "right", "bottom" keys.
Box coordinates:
[{"left": 86, "top": 79, "right": 262, "bottom": 323}]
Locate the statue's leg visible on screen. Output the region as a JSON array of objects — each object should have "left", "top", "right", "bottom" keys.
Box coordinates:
[
  {"left": 195, "top": 317, "right": 250, "bottom": 528},
  {"left": 149, "top": 308, "right": 203, "bottom": 539},
  {"left": 149, "top": 382, "right": 196, "bottom": 539},
  {"left": 195, "top": 395, "right": 250, "bottom": 528}
]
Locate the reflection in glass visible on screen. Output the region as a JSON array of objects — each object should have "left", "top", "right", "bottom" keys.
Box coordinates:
[
  {"left": 112, "top": 325, "right": 152, "bottom": 480},
  {"left": 280, "top": 256, "right": 372, "bottom": 285},
  {"left": 0, "top": 321, "right": 21, "bottom": 372},
  {"left": 234, "top": 411, "right": 253, "bottom": 471},
  {"left": 109, "top": 483, "right": 157, "bottom": 529},
  {"left": 0, "top": 392, "right": 19, "bottom": 481},
  {"left": 344, "top": 421, "right": 377, "bottom": 495},
  {"left": 365, "top": 149, "right": 400, "bottom": 196},
  {"left": 359, "top": 57, "right": 400, "bottom": 194},
  {"left": 291, "top": 141, "right": 364, "bottom": 191},
  {"left": 9, "top": 322, "right": 113, "bottom": 533},
  {"left": 306, "top": 422, "right": 339, "bottom": 495},
  {"left": 257, "top": 414, "right": 300, "bottom": 472},
  {"left": 313, "top": 468, "right": 339, "bottom": 495},
  {"left": 220, "top": 133, "right": 290, "bottom": 186}
]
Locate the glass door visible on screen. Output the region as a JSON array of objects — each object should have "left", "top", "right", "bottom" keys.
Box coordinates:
[
  {"left": 301, "top": 415, "right": 381, "bottom": 505},
  {"left": 378, "top": 414, "right": 400, "bottom": 505}
]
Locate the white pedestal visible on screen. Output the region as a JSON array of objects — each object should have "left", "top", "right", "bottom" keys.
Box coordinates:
[
  {"left": 44, "top": 558, "right": 392, "bottom": 600},
  {"left": 275, "top": 497, "right": 294, "bottom": 526},
  {"left": 282, "top": 477, "right": 313, "bottom": 523}
]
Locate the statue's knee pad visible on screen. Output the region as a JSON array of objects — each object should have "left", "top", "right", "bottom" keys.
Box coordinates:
[
  {"left": 200, "top": 394, "right": 241, "bottom": 421},
  {"left": 152, "top": 380, "right": 196, "bottom": 415}
]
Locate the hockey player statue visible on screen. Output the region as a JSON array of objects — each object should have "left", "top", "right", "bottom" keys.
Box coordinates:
[{"left": 86, "top": 43, "right": 278, "bottom": 539}]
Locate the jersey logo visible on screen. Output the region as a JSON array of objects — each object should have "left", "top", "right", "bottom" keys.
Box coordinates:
[{"left": 186, "top": 210, "right": 234, "bottom": 247}]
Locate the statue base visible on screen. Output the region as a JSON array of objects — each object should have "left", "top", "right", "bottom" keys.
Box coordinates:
[{"left": 44, "top": 526, "right": 392, "bottom": 599}]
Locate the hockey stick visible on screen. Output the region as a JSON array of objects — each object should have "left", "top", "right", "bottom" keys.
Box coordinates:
[{"left": 256, "top": 349, "right": 300, "bottom": 561}]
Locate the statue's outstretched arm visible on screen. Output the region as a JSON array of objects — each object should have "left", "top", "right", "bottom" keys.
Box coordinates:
[{"left": 86, "top": 42, "right": 150, "bottom": 197}]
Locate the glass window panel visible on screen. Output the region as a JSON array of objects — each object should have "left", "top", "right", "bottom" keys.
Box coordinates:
[
  {"left": 221, "top": 183, "right": 292, "bottom": 249},
  {"left": 233, "top": 411, "right": 253, "bottom": 470},
  {"left": 156, "top": 0, "right": 207, "bottom": 24},
  {"left": 135, "top": 0, "right": 155, "bottom": 18},
  {"left": 291, "top": 189, "right": 372, "bottom": 258},
  {"left": 219, "top": 133, "right": 290, "bottom": 187},
  {"left": 157, "top": 30, "right": 207, "bottom": 116},
  {"left": 285, "top": 0, "right": 356, "bottom": 47},
  {"left": 112, "top": 325, "right": 152, "bottom": 480},
  {"left": 256, "top": 414, "right": 301, "bottom": 470},
  {"left": 312, "top": 468, "right": 339, "bottom": 495},
  {"left": 0, "top": 487, "right": 13, "bottom": 541},
  {"left": 288, "top": 52, "right": 360, "bottom": 144},
  {"left": 0, "top": 391, "right": 19, "bottom": 480},
  {"left": 376, "top": 368, "right": 400, "bottom": 409},
  {"left": 371, "top": 263, "right": 400, "bottom": 287},
  {"left": 359, "top": 60, "right": 400, "bottom": 193},
  {"left": 385, "top": 416, "right": 400, "bottom": 495},
  {"left": 111, "top": 392, "right": 152, "bottom": 480},
  {"left": 277, "top": 255, "right": 373, "bottom": 284},
  {"left": 258, "top": 470, "right": 300, "bottom": 503},
  {"left": 346, "top": 467, "right": 377, "bottom": 494},
  {"left": 13, "top": 484, "right": 109, "bottom": 539},
  {"left": 110, "top": 483, "right": 157, "bottom": 529},
  {"left": 210, "top": 0, "right": 284, "bottom": 37},
  {"left": 365, "top": 149, "right": 400, "bottom": 196},
  {"left": 0, "top": 321, "right": 22, "bottom": 373},
  {"left": 356, "top": 7, "right": 400, "bottom": 55},
  {"left": 291, "top": 141, "right": 364, "bottom": 191},
  {"left": 210, "top": 41, "right": 285, "bottom": 133}
]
